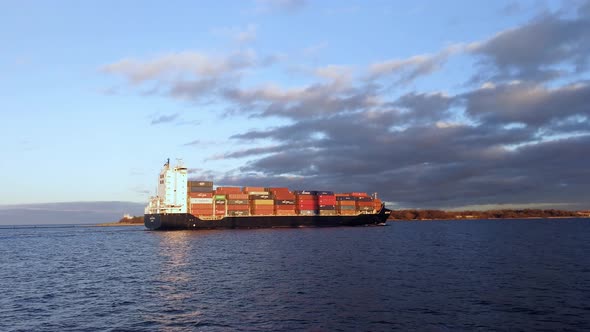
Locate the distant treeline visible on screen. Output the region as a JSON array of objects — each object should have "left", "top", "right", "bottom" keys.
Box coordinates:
[{"left": 389, "top": 209, "right": 587, "bottom": 220}]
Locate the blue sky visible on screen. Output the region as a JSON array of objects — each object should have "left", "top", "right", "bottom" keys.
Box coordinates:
[{"left": 2, "top": 0, "right": 589, "bottom": 211}]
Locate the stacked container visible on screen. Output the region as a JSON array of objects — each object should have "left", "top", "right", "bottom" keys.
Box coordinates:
[
  {"left": 295, "top": 190, "right": 318, "bottom": 215},
  {"left": 271, "top": 188, "right": 296, "bottom": 215},
  {"left": 226, "top": 191, "right": 250, "bottom": 216},
  {"left": 188, "top": 181, "right": 214, "bottom": 217},
  {"left": 336, "top": 194, "right": 356, "bottom": 215},
  {"left": 355, "top": 195, "right": 375, "bottom": 213},
  {"left": 249, "top": 193, "right": 274, "bottom": 215},
  {"left": 186, "top": 181, "right": 381, "bottom": 218},
  {"left": 214, "top": 194, "right": 226, "bottom": 217},
  {"left": 317, "top": 191, "right": 336, "bottom": 216}
]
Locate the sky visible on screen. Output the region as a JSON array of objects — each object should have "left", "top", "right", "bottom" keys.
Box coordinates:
[{"left": 2, "top": 0, "right": 590, "bottom": 213}]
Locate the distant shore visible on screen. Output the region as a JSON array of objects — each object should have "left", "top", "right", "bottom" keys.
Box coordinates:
[
  {"left": 388, "top": 209, "right": 590, "bottom": 221},
  {"left": 98, "top": 209, "right": 589, "bottom": 227},
  {"left": 96, "top": 216, "right": 144, "bottom": 227}
]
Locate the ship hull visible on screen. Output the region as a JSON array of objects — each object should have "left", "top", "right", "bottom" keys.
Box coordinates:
[{"left": 145, "top": 206, "right": 391, "bottom": 231}]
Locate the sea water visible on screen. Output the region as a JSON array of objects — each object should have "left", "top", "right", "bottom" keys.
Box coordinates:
[{"left": 1, "top": 219, "right": 589, "bottom": 331}]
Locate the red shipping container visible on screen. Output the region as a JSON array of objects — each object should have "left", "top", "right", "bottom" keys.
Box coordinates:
[
  {"left": 356, "top": 202, "right": 374, "bottom": 207},
  {"left": 215, "top": 187, "right": 242, "bottom": 194},
  {"left": 318, "top": 198, "right": 336, "bottom": 204},
  {"left": 275, "top": 205, "right": 296, "bottom": 210},
  {"left": 349, "top": 192, "right": 369, "bottom": 197},
  {"left": 337, "top": 201, "right": 356, "bottom": 206}
]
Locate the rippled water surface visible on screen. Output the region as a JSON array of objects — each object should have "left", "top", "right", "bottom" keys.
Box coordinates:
[{"left": 1, "top": 219, "right": 589, "bottom": 331}]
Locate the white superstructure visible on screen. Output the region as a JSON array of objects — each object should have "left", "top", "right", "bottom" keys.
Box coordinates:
[{"left": 145, "top": 159, "right": 188, "bottom": 214}]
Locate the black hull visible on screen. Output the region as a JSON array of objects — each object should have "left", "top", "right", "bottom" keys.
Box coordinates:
[{"left": 145, "top": 206, "right": 391, "bottom": 231}]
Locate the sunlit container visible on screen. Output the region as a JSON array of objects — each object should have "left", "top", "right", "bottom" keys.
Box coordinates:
[
  {"left": 189, "top": 198, "right": 214, "bottom": 204},
  {"left": 228, "top": 193, "right": 249, "bottom": 200},
  {"left": 189, "top": 192, "right": 213, "bottom": 198},
  {"left": 243, "top": 187, "right": 265, "bottom": 193},
  {"left": 250, "top": 199, "right": 274, "bottom": 205},
  {"left": 188, "top": 180, "right": 214, "bottom": 187},
  {"left": 215, "top": 187, "right": 242, "bottom": 194},
  {"left": 275, "top": 199, "right": 295, "bottom": 205},
  {"left": 297, "top": 210, "right": 317, "bottom": 216},
  {"left": 228, "top": 210, "right": 250, "bottom": 216},
  {"left": 319, "top": 210, "right": 337, "bottom": 216},
  {"left": 189, "top": 187, "right": 214, "bottom": 193},
  {"left": 228, "top": 199, "right": 248, "bottom": 205},
  {"left": 250, "top": 194, "right": 272, "bottom": 200}
]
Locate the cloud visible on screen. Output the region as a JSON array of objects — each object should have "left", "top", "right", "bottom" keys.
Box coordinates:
[
  {"left": 393, "top": 92, "right": 453, "bottom": 125},
  {"left": 469, "top": 2, "right": 590, "bottom": 82},
  {"left": 368, "top": 44, "right": 464, "bottom": 84},
  {"left": 255, "top": 0, "right": 307, "bottom": 13},
  {"left": 102, "top": 50, "right": 271, "bottom": 101},
  {"left": 461, "top": 81, "right": 590, "bottom": 126},
  {"left": 151, "top": 113, "right": 180, "bottom": 125},
  {"left": 100, "top": 1, "right": 590, "bottom": 210}
]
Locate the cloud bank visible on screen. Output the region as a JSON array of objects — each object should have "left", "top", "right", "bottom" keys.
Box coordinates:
[{"left": 103, "top": 1, "right": 590, "bottom": 210}]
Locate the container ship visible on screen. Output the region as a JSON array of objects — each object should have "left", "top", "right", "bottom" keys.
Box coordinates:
[{"left": 144, "top": 160, "right": 391, "bottom": 231}]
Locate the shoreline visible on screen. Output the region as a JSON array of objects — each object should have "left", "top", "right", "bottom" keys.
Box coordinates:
[{"left": 388, "top": 216, "right": 589, "bottom": 222}]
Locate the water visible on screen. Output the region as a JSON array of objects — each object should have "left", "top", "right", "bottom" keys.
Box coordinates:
[{"left": 1, "top": 219, "right": 589, "bottom": 331}]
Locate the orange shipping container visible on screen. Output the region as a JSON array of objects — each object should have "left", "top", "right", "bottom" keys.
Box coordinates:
[
  {"left": 190, "top": 203, "right": 213, "bottom": 209},
  {"left": 243, "top": 186, "right": 265, "bottom": 193},
  {"left": 250, "top": 199, "right": 274, "bottom": 205},
  {"left": 227, "top": 204, "right": 250, "bottom": 211},
  {"left": 275, "top": 210, "right": 295, "bottom": 216},
  {"left": 228, "top": 193, "right": 249, "bottom": 200}
]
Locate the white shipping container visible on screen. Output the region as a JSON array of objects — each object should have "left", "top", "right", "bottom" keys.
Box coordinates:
[{"left": 190, "top": 198, "right": 213, "bottom": 204}]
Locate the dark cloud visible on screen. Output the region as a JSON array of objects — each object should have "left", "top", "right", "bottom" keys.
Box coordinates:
[
  {"left": 470, "top": 2, "right": 590, "bottom": 82},
  {"left": 393, "top": 92, "right": 453, "bottom": 125},
  {"left": 223, "top": 80, "right": 380, "bottom": 120},
  {"left": 462, "top": 82, "right": 590, "bottom": 126},
  {"left": 101, "top": 1, "right": 590, "bottom": 210}
]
